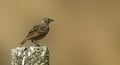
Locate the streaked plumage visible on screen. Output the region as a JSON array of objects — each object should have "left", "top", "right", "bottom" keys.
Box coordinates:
[{"left": 20, "top": 18, "right": 54, "bottom": 46}]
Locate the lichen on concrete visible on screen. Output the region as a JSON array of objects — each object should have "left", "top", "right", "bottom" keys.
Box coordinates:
[{"left": 11, "top": 46, "right": 49, "bottom": 65}]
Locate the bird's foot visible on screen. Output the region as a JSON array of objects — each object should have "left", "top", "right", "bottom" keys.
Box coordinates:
[
  {"left": 35, "top": 44, "right": 40, "bottom": 46},
  {"left": 36, "top": 44, "right": 45, "bottom": 47}
]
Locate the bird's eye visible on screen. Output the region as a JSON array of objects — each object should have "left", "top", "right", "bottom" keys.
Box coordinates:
[
  {"left": 47, "top": 19, "right": 50, "bottom": 21},
  {"left": 44, "top": 21, "right": 48, "bottom": 23},
  {"left": 42, "top": 27, "right": 45, "bottom": 28}
]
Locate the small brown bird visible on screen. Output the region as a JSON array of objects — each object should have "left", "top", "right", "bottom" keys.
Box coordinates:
[{"left": 20, "top": 18, "right": 54, "bottom": 46}]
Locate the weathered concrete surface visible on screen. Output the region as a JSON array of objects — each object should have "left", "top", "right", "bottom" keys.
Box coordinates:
[{"left": 11, "top": 46, "right": 49, "bottom": 65}]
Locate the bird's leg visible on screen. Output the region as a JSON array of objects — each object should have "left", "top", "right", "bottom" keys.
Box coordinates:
[
  {"left": 36, "top": 40, "right": 45, "bottom": 46},
  {"left": 31, "top": 40, "right": 40, "bottom": 46},
  {"left": 38, "top": 40, "right": 45, "bottom": 46}
]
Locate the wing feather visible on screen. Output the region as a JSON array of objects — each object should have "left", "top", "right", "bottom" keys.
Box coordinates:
[{"left": 26, "top": 25, "right": 39, "bottom": 38}]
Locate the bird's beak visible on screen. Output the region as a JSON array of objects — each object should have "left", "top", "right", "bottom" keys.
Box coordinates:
[{"left": 50, "top": 19, "right": 54, "bottom": 22}]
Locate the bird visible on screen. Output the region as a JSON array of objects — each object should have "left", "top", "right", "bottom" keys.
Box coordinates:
[{"left": 20, "top": 18, "right": 54, "bottom": 46}]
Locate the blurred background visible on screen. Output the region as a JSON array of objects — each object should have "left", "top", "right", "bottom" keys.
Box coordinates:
[{"left": 0, "top": 0, "right": 120, "bottom": 65}]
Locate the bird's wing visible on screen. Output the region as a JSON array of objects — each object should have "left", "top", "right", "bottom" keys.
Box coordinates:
[
  {"left": 26, "top": 25, "right": 40, "bottom": 39},
  {"left": 29, "top": 25, "right": 39, "bottom": 33},
  {"left": 25, "top": 24, "right": 49, "bottom": 40}
]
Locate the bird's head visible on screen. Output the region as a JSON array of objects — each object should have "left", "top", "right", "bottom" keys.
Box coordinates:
[{"left": 41, "top": 18, "right": 54, "bottom": 25}]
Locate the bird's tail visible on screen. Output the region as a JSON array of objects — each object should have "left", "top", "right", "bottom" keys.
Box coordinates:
[{"left": 20, "top": 39, "right": 27, "bottom": 45}]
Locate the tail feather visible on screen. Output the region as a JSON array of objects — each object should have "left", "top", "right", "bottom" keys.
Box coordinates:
[{"left": 20, "top": 39, "right": 27, "bottom": 45}]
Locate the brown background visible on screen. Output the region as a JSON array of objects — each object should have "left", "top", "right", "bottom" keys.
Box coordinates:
[{"left": 0, "top": 0, "right": 120, "bottom": 65}]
